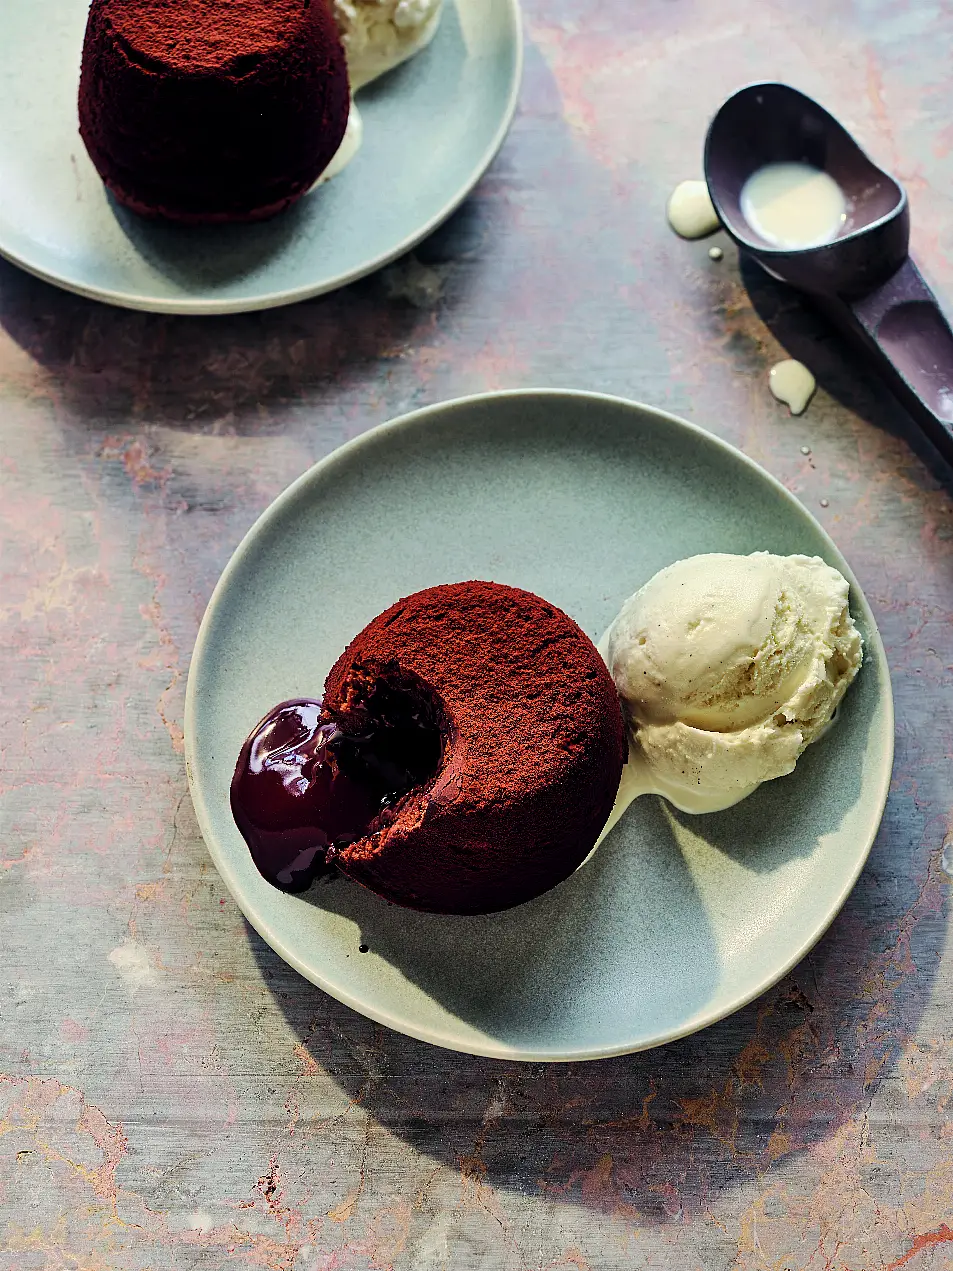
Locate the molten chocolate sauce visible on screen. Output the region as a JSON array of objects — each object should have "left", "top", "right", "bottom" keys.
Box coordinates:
[{"left": 231, "top": 694, "right": 441, "bottom": 893}]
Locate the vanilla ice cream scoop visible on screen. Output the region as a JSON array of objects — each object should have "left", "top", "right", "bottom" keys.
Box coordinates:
[
  {"left": 332, "top": 0, "right": 443, "bottom": 90},
  {"left": 601, "top": 552, "right": 863, "bottom": 822}
]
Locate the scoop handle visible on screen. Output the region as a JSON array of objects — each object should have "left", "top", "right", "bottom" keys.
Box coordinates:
[{"left": 818, "top": 258, "right": 953, "bottom": 467}]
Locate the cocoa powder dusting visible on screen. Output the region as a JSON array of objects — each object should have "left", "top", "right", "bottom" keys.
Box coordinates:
[
  {"left": 78, "top": 0, "right": 350, "bottom": 222},
  {"left": 323, "top": 581, "right": 626, "bottom": 915}
]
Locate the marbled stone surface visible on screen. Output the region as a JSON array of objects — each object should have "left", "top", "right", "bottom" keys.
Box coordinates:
[{"left": 3, "top": 1, "right": 953, "bottom": 1267}]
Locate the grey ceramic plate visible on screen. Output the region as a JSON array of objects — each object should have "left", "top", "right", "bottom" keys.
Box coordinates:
[
  {"left": 0, "top": 0, "right": 521, "bottom": 314},
  {"left": 185, "top": 390, "right": 894, "bottom": 1061}
]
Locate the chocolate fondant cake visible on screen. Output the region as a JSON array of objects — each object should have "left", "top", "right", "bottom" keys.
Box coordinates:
[
  {"left": 321, "top": 581, "right": 626, "bottom": 913},
  {"left": 78, "top": 0, "right": 350, "bottom": 223},
  {"left": 231, "top": 582, "right": 626, "bottom": 914}
]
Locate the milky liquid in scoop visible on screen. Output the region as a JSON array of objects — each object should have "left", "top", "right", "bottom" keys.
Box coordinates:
[{"left": 741, "top": 162, "right": 847, "bottom": 250}]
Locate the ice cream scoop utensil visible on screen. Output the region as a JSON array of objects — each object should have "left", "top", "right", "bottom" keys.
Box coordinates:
[{"left": 705, "top": 81, "right": 953, "bottom": 468}]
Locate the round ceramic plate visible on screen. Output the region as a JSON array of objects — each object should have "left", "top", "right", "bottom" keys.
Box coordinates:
[
  {"left": 185, "top": 391, "right": 894, "bottom": 1061},
  {"left": 0, "top": 0, "right": 521, "bottom": 314}
]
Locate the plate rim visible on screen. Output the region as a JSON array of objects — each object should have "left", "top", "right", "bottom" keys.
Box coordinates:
[
  {"left": 184, "top": 388, "right": 896, "bottom": 1062},
  {"left": 0, "top": 0, "right": 524, "bottom": 315}
]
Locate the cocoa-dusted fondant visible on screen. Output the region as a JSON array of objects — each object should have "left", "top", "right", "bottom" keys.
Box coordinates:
[
  {"left": 78, "top": 0, "right": 350, "bottom": 224},
  {"left": 320, "top": 582, "right": 625, "bottom": 913},
  {"left": 236, "top": 582, "right": 626, "bottom": 918},
  {"left": 232, "top": 582, "right": 626, "bottom": 913}
]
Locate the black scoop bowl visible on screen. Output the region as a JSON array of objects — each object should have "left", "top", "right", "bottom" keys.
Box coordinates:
[{"left": 705, "top": 81, "right": 953, "bottom": 467}]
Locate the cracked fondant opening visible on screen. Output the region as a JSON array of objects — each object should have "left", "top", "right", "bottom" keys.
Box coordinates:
[{"left": 230, "top": 668, "right": 444, "bottom": 892}]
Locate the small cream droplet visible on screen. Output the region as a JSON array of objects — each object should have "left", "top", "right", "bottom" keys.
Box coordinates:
[
  {"left": 667, "top": 180, "right": 720, "bottom": 239},
  {"left": 769, "top": 359, "right": 816, "bottom": 415},
  {"left": 709, "top": 246, "right": 723, "bottom": 261},
  {"left": 820, "top": 498, "right": 830, "bottom": 508},
  {"left": 800, "top": 445, "right": 812, "bottom": 455}
]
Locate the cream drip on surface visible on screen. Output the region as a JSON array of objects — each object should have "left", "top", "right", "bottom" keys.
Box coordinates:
[
  {"left": 667, "top": 180, "right": 720, "bottom": 239},
  {"left": 769, "top": 359, "right": 816, "bottom": 415}
]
